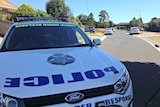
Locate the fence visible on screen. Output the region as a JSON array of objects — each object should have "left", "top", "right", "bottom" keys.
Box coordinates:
[{"left": 0, "top": 20, "right": 13, "bottom": 36}]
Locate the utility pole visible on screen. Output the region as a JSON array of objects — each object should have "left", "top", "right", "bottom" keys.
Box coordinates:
[{"left": 135, "top": 10, "right": 141, "bottom": 28}]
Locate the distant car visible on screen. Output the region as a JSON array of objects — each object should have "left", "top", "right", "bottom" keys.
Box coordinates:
[
  {"left": 85, "top": 26, "right": 96, "bottom": 33},
  {"left": 139, "top": 27, "right": 144, "bottom": 31},
  {"left": 129, "top": 27, "right": 140, "bottom": 35},
  {"left": 104, "top": 28, "right": 114, "bottom": 35}
]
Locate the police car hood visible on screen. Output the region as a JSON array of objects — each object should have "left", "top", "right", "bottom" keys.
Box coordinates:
[{"left": 0, "top": 47, "right": 125, "bottom": 98}]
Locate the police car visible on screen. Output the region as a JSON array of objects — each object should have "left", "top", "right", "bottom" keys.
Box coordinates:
[{"left": 0, "top": 16, "right": 133, "bottom": 107}]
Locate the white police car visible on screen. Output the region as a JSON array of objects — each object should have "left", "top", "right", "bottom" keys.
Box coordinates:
[{"left": 0, "top": 17, "right": 133, "bottom": 107}]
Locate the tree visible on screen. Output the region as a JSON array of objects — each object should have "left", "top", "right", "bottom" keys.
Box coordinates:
[
  {"left": 46, "top": 0, "right": 68, "bottom": 17},
  {"left": 77, "top": 14, "right": 88, "bottom": 25},
  {"left": 66, "top": 6, "right": 73, "bottom": 17},
  {"left": 68, "top": 16, "right": 83, "bottom": 27},
  {"left": 99, "top": 10, "right": 109, "bottom": 22},
  {"left": 129, "top": 17, "right": 143, "bottom": 28},
  {"left": 87, "top": 12, "right": 95, "bottom": 27},
  {"left": 108, "top": 20, "right": 114, "bottom": 27},
  {"left": 15, "top": 4, "right": 36, "bottom": 16},
  {"left": 95, "top": 21, "right": 110, "bottom": 28},
  {"left": 35, "top": 9, "right": 51, "bottom": 16},
  {"left": 147, "top": 17, "right": 159, "bottom": 31},
  {"left": 129, "top": 17, "right": 139, "bottom": 27}
]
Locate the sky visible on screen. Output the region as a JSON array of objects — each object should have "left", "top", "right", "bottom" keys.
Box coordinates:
[{"left": 8, "top": 0, "right": 160, "bottom": 24}]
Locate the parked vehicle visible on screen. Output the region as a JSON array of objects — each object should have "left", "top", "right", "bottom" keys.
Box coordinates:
[
  {"left": 129, "top": 27, "right": 140, "bottom": 35},
  {"left": 139, "top": 27, "right": 144, "bottom": 31},
  {"left": 104, "top": 28, "right": 114, "bottom": 35},
  {"left": 85, "top": 26, "right": 96, "bottom": 33}
]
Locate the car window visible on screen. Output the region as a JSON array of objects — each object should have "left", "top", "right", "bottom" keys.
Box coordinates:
[
  {"left": 106, "top": 28, "right": 112, "bottom": 30},
  {"left": 76, "top": 31, "right": 85, "bottom": 44},
  {"left": 131, "top": 27, "right": 139, "bottom": 30},
  {"left": 2, "top": 24, "right": 91, "bottom": 51}
]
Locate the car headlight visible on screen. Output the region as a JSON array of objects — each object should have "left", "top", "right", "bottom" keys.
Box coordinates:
[
  {"left": 0, "top": 93, "right": 24, "bottom": 107},
  {"left": 114, "top": 69, "right": 130, "bottom": 94}
]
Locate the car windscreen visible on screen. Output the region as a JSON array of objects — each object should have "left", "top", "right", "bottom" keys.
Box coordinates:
[
  {"left": 1, "top": 23, "right": 91, "bottom": 51},
  {"left": 106, "top": 28, "right": 112, "bottom": 30}
]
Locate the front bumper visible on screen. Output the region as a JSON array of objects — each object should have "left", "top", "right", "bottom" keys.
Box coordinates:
[{"left": 41, "top": 80, "right": 133, "bottom": 107}]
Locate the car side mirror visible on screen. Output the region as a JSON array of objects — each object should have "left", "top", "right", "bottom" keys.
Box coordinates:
[{"left": 93, "top": 38, "right": 101, "bottom": 46}]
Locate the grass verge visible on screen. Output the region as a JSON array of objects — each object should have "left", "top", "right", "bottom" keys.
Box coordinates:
[{"left": 146, "top": 36, "right": 160, "bottom": 44}]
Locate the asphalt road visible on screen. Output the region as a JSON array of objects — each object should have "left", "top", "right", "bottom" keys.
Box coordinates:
[{"left": 99, "top": 30, "right": 160, "bottom": 107}]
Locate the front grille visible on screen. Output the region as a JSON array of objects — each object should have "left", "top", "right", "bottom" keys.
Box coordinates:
[{"left": 24, "top": 85, "right": 114, "bottom": 107}]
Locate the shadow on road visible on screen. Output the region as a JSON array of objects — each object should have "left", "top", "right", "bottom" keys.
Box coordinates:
[{"left": 121, "top": 61, "right": 160, "bottom": 107}]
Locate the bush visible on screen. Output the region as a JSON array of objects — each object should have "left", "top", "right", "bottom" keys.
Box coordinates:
[{"left": 6, "top": 14, "right": 12, "bottom": 21}]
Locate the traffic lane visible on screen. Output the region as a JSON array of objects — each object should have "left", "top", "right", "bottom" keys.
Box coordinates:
[
  {"left": 99, "top": 30, "right": 160, "bottom": 107},
  {"left": 99, "top": 31, "right": 160, "bottom": 63}
]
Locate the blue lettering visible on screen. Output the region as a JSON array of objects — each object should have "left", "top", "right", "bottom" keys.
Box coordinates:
[
  {"left": 85, "top": 70, "right": 105, "bottom": 79},
  {"left": 68, "top": 72, "right": 84, "bottom": 83},
  {"left": 74, "top": 103, "right": 92, "bottom": 107},
  {"left": 104, "top": 95, "right": 132, "bottom": 106},
  {"left": 4, "top": 78, "right": 20, "bottom": 87},
  {"left": 4, "top": 66, "right": 119, "bottom": 87},
  {"left": 110, "top": 98, "right": 114, "bottom": 104},
  {"left": 115, "top": 97, "right": 120, "bottom": 103},
  {"left": 81, "top": 104, "right": 85, "bottom": 107},
  {"left": 86, "top": 103, "right": 92, "bottom": 107},
  {"left": 24, "top": 76, "right": 49, "bottom": 86},
  {"left": 52, "top": 74, "right": 64, "bottom": 84},
  {"left": 105, "top": 99, "right": 111, "bottom": 106},
  {"left": 104, "top": 66, "right": 119, "bottom": 74}
]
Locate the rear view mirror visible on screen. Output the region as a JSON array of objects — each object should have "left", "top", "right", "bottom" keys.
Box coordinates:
[{"left": 93, "top": 38, "right": 101, "bottom": 46}]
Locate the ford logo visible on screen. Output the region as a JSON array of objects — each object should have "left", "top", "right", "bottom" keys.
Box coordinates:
[{"left": 65, "top": 92, "right": 84, "bottom": 103}]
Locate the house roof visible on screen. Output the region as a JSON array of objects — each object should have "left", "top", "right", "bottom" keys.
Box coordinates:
[{"left": 0, "top": 0, "right": 17, "bottom": 12}]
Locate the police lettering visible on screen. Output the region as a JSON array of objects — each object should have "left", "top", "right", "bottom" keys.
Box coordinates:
[{"left": 4, "top": 66, "right": 119, "bottom": 87}]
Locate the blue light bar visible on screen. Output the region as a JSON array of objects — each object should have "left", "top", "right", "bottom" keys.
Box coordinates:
[{"left": 16, "top": 16, "right": 68, "bottom": 22}]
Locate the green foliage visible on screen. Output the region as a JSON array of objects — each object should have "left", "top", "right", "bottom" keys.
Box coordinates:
[
  {"left": 99, "top": 10, "right": 109, "bottom": 22},
  {"left": 14, "top": 4, "right": 50, "bottom": 21},
  {"left": 68, "top": 16, "right": 83, "bottom": 27},
  {"left": 15, "top": 4, "right": 36, "bottom": 16},
  {"left": 6, "top": 14, "right": 12, "bottom": 21},
  {"left": 46, "top": 0, "right": 68, "bottom": 17},
  {"left": 77, "top": 13, "right": 96, "bottom": 27},
  {"left": 147, "top": 17, "right": 160, "bottom": 32},
  {"left": 129, "top": 17, "right": 143, "bottom": 28},
  {"left": 35, "top": 9, "right": 51, "bottom": 16},
  {"left": 108, "top": 21, "right": 114, "bottom": 27},
  {"left": 95, "top": 21, "right": 107, "bottom": 28},
  {"left": 77, "top": 14, "right": 88, "bottom": 25},
  {"left": 87, "top": 13, "right": 95, "bottom": 27},
  {"left": 66, "top": 6, "right": 73, "bottom": 17},
  {"left": 129, "top": 17, "right": 139, "bottom": 27}
]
